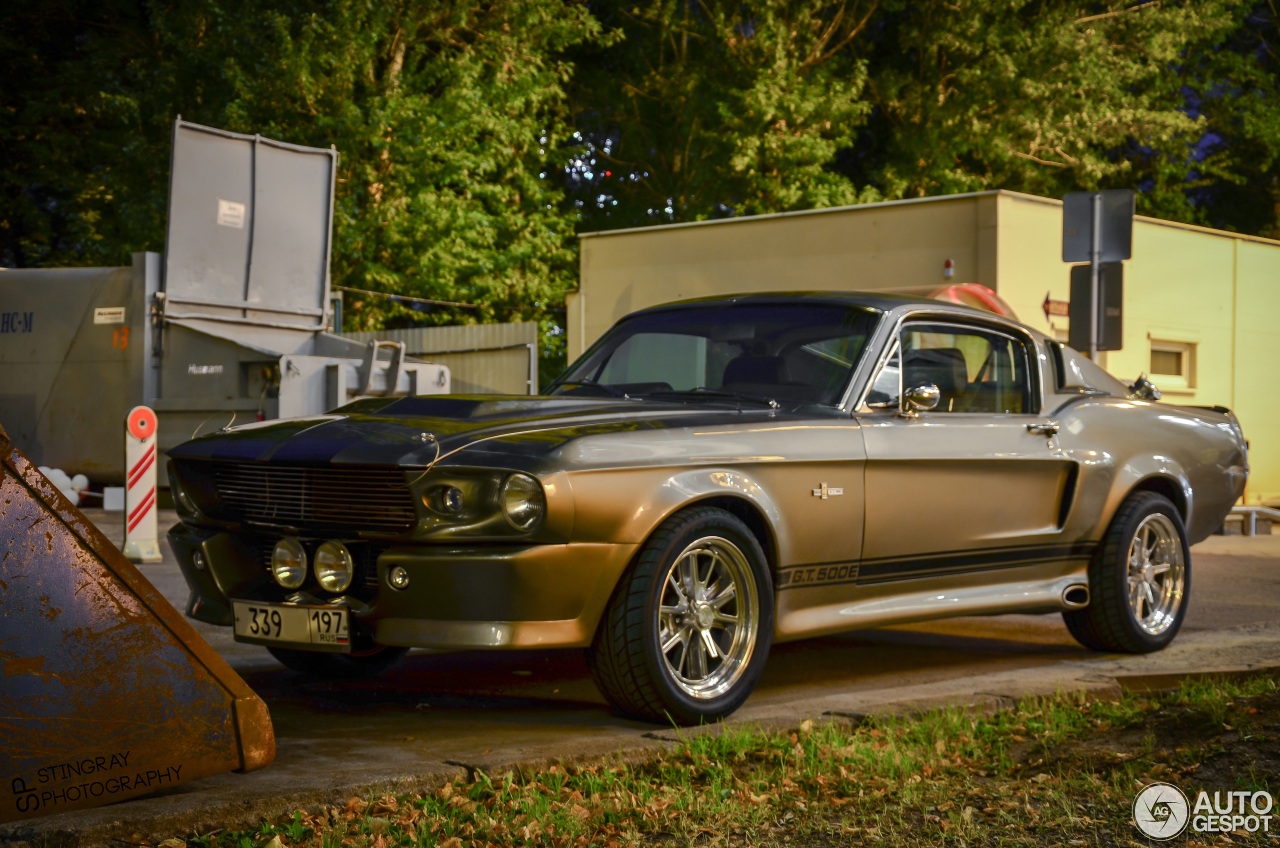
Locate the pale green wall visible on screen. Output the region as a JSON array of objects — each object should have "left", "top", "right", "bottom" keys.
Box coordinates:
[
  {"left": 992, "top": 198, "right": 1274, "bottom": 504},
  {"left": 1234, "top": 242, "right": 1280, "bottom": 504},
  {"left": 575, "top": 190, "right": 1280, "bottom": 505},
  {"left": 990, "top": 193, "right": 1066, "bottom": 338},
  {"left": 573, "top": 194, "right": 997, "bottom": 360}
]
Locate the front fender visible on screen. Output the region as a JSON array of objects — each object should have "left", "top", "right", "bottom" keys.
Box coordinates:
[
  {"left": 564, "top": 457, "right": 869, "bottom": 579},
  {"left": 566, "top": 465, "right": 786, "bottom": 550}
]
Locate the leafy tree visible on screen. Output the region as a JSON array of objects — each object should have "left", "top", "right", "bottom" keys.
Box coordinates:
[
  {"left": 0, "top": 1, "right": 162, "bottom": 268},
  {"left": 227, "top": 0, "right": 601, "bottom": 330},
  {"left": 2, "top": 0, "right": 601, "bottom": 334},
  {"left": 5, "top": 0, "right": 1277, "bottom": 356},
  {"left": 570, "top": 1, "right": 1270, "bottom": 233},
  {"left": 834, "top": 0, "right": 1246, "bottom": 220},
  {"left": 1183, "top": 0, "right": 1280, "bottom": 237},
  {"left": 567, "top": 0, "right": 880, "bottom": 228}
]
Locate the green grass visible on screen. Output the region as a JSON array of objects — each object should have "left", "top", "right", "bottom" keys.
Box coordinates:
[{"left": 173, "top": 673, "right": 1279, "bottom": 848}]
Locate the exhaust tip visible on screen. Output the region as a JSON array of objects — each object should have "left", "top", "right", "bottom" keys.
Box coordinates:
[{"left": 1063, "top": 584, "right": 1090, "bottom": 608}]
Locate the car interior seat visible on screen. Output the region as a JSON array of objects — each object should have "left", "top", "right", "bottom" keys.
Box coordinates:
[
  {"left": 901, "top": 347, "right": 968, "bottom": 411},
  {"left": 722, "top": 354, "right": 789, "bottom": 386}
]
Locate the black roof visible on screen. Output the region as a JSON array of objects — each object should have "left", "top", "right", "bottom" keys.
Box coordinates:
[{"left": 629, "top": 290, "right": 980, "bottom": 317}]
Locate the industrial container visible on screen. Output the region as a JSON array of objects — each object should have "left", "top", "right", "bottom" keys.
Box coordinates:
[{"left": 0, "top": 120, "right": 448, "bottom": 483}]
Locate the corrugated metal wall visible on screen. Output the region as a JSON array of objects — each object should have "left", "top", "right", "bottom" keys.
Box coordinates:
[{"left": 342, "top": 322, "right": 537, "bottom": 395}]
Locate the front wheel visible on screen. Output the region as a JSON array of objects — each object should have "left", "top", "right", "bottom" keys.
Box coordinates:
[
  {"left": 1064, "top": 492, "right": 1190, "bottom": 653},
  {"left": 267, "top": 645, "right": 408, "bottom": 679},
  {"left": 587, "top": 506, "right": 773, "bottom": 725}
]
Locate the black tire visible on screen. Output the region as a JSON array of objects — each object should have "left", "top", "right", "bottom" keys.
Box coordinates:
[
  {"left": 1064, "top": 492, "right": 1190, "bottom": 653},
  {"left": 267, "top": 645, "right": 408, "bottom": 679},
  {"left": 587, "top": 506, "right": 773, "bottom": 725}
]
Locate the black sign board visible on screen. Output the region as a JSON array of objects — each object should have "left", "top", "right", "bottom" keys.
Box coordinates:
[
  {"left": 1062, "top": 189, "right": 1135, "bottom": 263},
  {"left": 1069, "top": 263, "right": 1123, "bottom": 352}
]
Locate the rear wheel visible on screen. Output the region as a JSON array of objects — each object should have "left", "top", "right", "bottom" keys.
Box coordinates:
[
  {"left": 267, "top": 644, "right": 408, "bottom": 679},
  {"left": 588, "top": 506, "right": 773, "bottom": 725},
  {"left": 1064, "top": 492, "right": 1189, "bottom": 653}
]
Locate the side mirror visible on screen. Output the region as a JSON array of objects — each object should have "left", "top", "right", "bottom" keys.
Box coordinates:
[
  {"left": 900, "top": 384, "right": 940, "bottom": 417},
  {"left": 1129, "top": 373, "right": 1162, "bottom": 402}
]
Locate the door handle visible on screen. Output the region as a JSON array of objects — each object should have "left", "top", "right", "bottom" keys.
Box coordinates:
[{"left": 1026, "top": 421, "right": 1060, "bottom": 437}]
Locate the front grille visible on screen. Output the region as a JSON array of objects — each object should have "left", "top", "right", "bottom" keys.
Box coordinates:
[{"left": 215, "top": 464, "right": 417, "bottom": 533}]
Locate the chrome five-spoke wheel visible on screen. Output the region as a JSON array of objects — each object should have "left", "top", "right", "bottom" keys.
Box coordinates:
[
  {"left": 587, "top": 506, "right": 774, "bottom": 725},
  {"left": 657, "top": 535, "right": 760, "bottom": 700},
  {"left": 1064, "top": 491, "right": 1190, "bottom": 654},
  {"left": 1126, "top": 512, "right": 1186, "bottom": 637}
]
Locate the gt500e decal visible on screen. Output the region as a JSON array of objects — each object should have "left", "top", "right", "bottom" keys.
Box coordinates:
[{"left": 776, "top": 542, "right": 1097, "bottom": 590}]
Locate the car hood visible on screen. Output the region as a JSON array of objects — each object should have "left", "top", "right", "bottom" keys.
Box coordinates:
[{"left": 167, "top": 394, "right": 784, "bottom": 468}]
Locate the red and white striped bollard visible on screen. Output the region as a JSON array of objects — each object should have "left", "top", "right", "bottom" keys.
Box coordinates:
[{"left": 123, "top": 405, "right": 162, "bottom": 562}]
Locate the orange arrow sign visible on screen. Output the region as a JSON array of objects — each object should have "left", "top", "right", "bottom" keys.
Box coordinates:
[{"left": 1042, "top": 292, "right": 1069, "bottom": 319}]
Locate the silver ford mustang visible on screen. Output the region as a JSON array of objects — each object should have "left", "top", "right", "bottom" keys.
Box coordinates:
[{"left": 168, "top": 293, "right": 1248, "bottom": 724}]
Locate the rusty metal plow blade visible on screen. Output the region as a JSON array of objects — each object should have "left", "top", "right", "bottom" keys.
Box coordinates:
[{"left": 0, "top": 424, "right": 274, "bottom": 824}]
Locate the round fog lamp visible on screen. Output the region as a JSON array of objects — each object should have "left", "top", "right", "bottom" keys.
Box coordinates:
[
  {"left": 499, "top": 473, "right": 545, "bottom": 532},
  {"left": 388, "top": 565, "right": 410, "bottom": 590},
  {"left": 271, "top": 538, "right": 307, "bottom": 589},
  {"left": 314, "top": 541, "right": 354, "bottom": 593}
]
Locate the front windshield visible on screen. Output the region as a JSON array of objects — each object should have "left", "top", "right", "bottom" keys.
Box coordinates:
[{"left": 549, "top": 301, "right": 880, "bottom": 408}]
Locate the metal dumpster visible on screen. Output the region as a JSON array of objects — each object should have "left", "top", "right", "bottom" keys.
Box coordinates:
[{"left": 0, "top": 120, "right": 448, "bottom": 483}]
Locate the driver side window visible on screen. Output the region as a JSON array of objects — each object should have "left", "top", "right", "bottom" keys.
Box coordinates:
[{"left": 867, "top": 323, "right": 1034, "bottom": 414}]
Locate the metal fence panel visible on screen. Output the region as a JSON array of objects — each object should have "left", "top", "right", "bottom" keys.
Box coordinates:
[{"left": 342, "top": 322, "right": 537, "bottom": 395}]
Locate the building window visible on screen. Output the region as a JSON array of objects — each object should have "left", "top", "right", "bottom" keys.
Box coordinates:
[{"left": 1149, "top": 339, "right": 1195, "bottom": 392}]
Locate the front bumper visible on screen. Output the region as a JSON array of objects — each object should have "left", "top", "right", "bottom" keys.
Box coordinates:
[{"left": 168, "top": 522, "right": 637, "bottom": 650}]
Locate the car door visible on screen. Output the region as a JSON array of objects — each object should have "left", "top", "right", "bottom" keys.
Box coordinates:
[{"left": 856, "top": 317, "right": 1077, "bottom": 584}]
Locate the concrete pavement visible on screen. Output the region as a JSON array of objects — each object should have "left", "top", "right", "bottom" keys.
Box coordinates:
[{"left": 3, "top": 510, "right": 1278, "bottom": 847}]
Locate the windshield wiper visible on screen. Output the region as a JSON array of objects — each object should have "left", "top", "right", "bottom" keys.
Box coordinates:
[
  {"left": 548, "top": 379, "right": 629, "bottom": 398},
  {"left": 643, "top": 388, "right": 779, "bottom": 409}
]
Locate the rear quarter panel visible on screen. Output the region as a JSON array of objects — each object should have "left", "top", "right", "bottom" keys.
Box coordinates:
[{"left": 1053, "top": 396, "right": 1246, "bottom": 544}]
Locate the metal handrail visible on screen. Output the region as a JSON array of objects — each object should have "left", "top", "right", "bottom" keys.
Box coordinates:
[{"left": 1226, "top": 505, "right": 1280, "bottom": 536}]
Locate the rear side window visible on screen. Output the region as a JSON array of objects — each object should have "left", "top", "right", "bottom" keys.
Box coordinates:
[{"left": 1046, "top": 340, "right": 1067, "bottom": 392}]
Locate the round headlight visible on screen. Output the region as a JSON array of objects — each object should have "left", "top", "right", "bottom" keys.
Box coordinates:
[
  {"left": 424, "top": 485, "right": 465, "bottom": 515},
  {"left": 314, "top": 541, "right": 354, "bottom": 593},
  {"left": 499, "top": 473, "right": 545, "bottom": 532},
  {"left": 271, "top": 538, "right": 307, "bottom": 589}
]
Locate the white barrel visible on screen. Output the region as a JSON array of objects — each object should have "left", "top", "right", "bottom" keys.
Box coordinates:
[{"left": 122, "top": 406, "right": 162, "bottom": 563}]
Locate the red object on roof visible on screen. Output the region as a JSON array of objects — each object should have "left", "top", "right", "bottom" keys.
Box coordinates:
[{"left": 929, "top": 283, "right": 1018, "bottom": 319}]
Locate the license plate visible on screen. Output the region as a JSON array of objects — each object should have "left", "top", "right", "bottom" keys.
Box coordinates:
[{"left": 232, "top": 601, "right": 350, "bottom": 650}]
